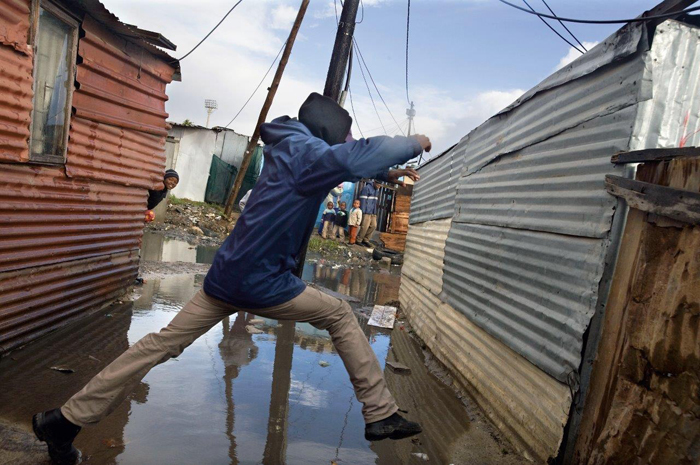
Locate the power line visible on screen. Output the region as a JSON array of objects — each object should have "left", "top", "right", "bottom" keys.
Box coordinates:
[
  {"left": 355, "top": 47, "right": 387, "bottom": 135},
  {"left": 498, "top": 0, "right": 700, "bottom": 24},
  {"left": 348, "top": 86, "right": 364, "bottom": 138},
  {"left": 405, "top": 0, "right": 412, "bottom": 105},
  {"left": 178, "top": 0, "right": 244, "bottom": 61},
  {"left": 224, "top": 41, "right": 287, "bottom": 128},
  {"left": 522, "top": 0, "right": 583, "bottom": 54},
  {"left": 540, "top": 0, "right": 587, "bottom": 51},
  {"left": 353, "top": 41, "right": 405, "bottom": 135}
]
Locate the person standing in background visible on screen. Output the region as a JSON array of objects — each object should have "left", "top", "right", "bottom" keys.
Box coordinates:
[
  {"left": 356, "top": 180, "right": 380, "bottom": 247},
  {"left": 321, "top": 202, "right": 336, "bottom": 239},
  {"left": 348, "top": 199, "right": 363, "bottom": 244},
  {"left": 147, "top": 169, "right": 179, "bottom": 210},
  {"left": 333, "top": 201, "right": 348, "bottom": 241}
]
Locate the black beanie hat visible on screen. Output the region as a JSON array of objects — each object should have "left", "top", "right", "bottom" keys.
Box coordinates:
[
  {"left": 298, "top": 92, "right": 352, "bottom": 146},
  {"left": 164, "top": 169, "right": 179, "bottom": 181}
]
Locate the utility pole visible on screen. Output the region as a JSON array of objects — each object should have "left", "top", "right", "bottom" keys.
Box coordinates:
[
  {"left": 223, "top": 0, "right": 310, "bottom": 216},
  {"left": 323, "top": 0, "right": 361, "bottom": 102},
  {"left": 293, "top": 0, "right": 360, "bottom": 279}
]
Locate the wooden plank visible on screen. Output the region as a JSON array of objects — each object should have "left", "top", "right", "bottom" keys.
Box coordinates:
[
  {"left": 611, "top": 147, "right": 700, "bottom": 164},
  {"left": 605, "top": 175, "right": 700, "bottom": 225},
  {"left": 380, "top": 232, "right": 406, "bottom": 252}
]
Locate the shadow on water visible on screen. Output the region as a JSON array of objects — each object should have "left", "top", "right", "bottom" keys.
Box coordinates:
[{"left": 0, "top": 244, "right": 522, "bottom": 464}]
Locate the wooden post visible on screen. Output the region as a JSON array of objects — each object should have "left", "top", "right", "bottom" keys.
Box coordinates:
[{"left": 223, "top": 0, "right": 310, "bottom": 217}]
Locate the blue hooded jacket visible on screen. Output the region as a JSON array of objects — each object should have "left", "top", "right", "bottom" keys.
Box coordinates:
[{"left": 203, "top": 116, "right": 422, "bottom": 309}]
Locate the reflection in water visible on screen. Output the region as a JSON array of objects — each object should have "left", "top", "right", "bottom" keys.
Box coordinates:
[
  {"left": 140, "top": 231, "right": 219, "bottom": 264},
  {"left": 302, "top": 254, "right": 401, "bottom": 306},
  {"left": 0, "top": 270, "right": 518, "bottom": 464}
]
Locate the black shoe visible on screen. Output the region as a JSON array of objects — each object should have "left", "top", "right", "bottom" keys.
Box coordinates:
[
  {"left": 365, "top": 413, "right": 422, "bottom": 441},
  {"left": 33, "top": 409, "right": 82, "bottom": 465},
  {"left": 361, "top": 241, "right": 372, "bottom": 247}
]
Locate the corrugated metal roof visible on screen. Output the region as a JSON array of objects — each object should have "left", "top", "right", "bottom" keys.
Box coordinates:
[
  {"left": 0, "top": 0, "right": 32, "bottom": 163},
  {"left": 631, "top": 20, "right": 700, "bottom": 150},
  {"left": 0, "top": 251, "right": 137, "bottom": 352},
  {"left": 454, "top": 106, "right": 633, "bottom": 239},
  {"left": 409, "top": 147, "right": 461, "bottom": 224},
  {"left": 442, "top": 222, "right": 607, "bottom": 382},
  {"left": 401, "top": 218, "right": 451, "bottom": 296},
  {"left": 400, "top": 275, "right": 571, "bottom": 463},
  {"left": 0, "top": 164, "right": 146, "bottom": 273}
]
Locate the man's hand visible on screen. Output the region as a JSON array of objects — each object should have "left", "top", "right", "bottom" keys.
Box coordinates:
[
  {"left": 412, "top": 134, "right": 432, "bottom": 152},
  {"left": 387, "top": 168, "right": 420, "bottom": 186}
]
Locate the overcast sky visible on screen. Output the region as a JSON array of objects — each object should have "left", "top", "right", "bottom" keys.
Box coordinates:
[{"left": 103, "top": 0, "right": 665, "bottom": 156}]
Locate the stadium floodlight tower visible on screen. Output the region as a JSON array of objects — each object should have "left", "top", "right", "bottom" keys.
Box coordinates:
[{"left": 205, "top": 99, "right": 218, "bottom": 128}]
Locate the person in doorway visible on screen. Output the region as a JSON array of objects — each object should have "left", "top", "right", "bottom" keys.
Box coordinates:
[
  {"left": 321, "top": 201, "right": 336, "bottom": 239},
  {"left": 348, "top": 199, "right": 363, "bottom": 245},
  {"left": 146, "top": 169, "right": 179, "bottom": 210},
  {"left": 356, "top": 180, "right": 381, "bottom": 247},
  {"left": 333, "top": 201, "right": 348, "bottom": 241},
  {"left": 32, "top": 92, "right": 429, "bottom": 465}
]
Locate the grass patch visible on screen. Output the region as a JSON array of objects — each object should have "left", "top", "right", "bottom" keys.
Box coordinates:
[
  {"left": 307, "top": 235, "right": 343, "bottom": 253},
  {"left": 169, "top": 196, "right": 225, "bottom": 215}
]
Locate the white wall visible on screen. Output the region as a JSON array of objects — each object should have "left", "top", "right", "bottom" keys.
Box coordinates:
[
  {"left": 216, "top": 129, "right": 249, "bottom": 168},
  {"left": 171, "top": 127, "right": 216, "bottom": 202}
]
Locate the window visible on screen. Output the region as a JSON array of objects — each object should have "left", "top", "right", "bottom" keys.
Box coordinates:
[{"left": 29, "top": 4, "right": 77, "bottom": 164}]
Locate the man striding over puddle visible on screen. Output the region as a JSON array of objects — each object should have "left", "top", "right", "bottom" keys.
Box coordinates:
[{"left": 32, "top": 92, "right": 431, "bottom": 464}]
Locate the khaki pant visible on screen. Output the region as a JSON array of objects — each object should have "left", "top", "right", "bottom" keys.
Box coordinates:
[
  {"left": 321, "top": 220, "right": 334, "bottom": 239},
  {"left": 61, "top": 288, "right": 397, "bottom": 426},
  {"left": 333, "top": 224, "right": 345, "bottom": 241},
  {"left": 357, "top": 214, "right": 377, "bottom": 243}
]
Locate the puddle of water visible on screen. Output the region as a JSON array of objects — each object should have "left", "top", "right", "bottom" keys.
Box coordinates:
[
  {"left": 141, "top": 231, "right": 219, "bottom": 265},
  {"left": 302, "top": 252, "right": 401, "bottom": 307},
  {"left": 0, "top": 272, "right": 523, "bottom": 465}
]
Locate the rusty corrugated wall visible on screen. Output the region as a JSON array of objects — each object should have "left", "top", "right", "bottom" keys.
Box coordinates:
[
  {"left": 0, "top": 0, "right": 32, "bottom": 163},
  {"left": 0, "top": 1, "right": 176, "bottom": 352}
]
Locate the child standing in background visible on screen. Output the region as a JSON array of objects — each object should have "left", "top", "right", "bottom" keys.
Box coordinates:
[
  {"left": 321, "top": 202, "right": 336, "bottom": 239},
  {"left": 333, "top": 202, "right": 348, "bottom": 241},
  {"left": 348, "top": 199, "right": 363, "bottom": 244}
]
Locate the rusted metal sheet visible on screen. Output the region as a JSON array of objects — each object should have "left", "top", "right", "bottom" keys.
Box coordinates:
[
  {"left": 399, "top": 275, "right": 571, "bottom": 463},
  {"left": 0, "top": 0, "right": 32, "bottom": 163},
  {"left": 67, "top": 117, "right": 165, "bottom": 189},
  {"left": 402, "top": 218, "right": 451, "bottom": 296},
  {"left": 0, "top": 0, "right": 31, "bottom": 53},
  {"left": 0, "top": 251, "right": 138, "bottom": 352},
  {"left": 65, "top": 15, "right": 173, "bottom": 189},
  {"left": 572, "top": 158, "right": 700, "bottom": 464},
  {"left": 0, "top": 164, "right": 146, "bottom": 273}
]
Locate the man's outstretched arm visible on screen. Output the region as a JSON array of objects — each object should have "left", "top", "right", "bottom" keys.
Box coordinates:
[{"left": 294, "top": 134, "right": 431, "bottom": 196}]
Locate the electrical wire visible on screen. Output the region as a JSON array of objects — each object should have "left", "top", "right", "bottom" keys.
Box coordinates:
[
  {"left": 224, "top": 41, "right": 286, "bottom": 128},
  {"left": 522, "top": 0, "right": 583, "bottom": 54},
  {"left": 405, "top": 0, "right": 412, "bottom": 105},
  {"left": 355, "top": 47, "right": 387, "bottom": 134},
  {"left": 540, "top": 0, "right": 587, "bottom": 51},
  {"left": 498, "top": 0, "right": 700, "bottom": 24},
  {"left": 178, "top": 0, "right": 244, "bottom": 61},
  {"left": 348, "top": 86, "right": 365, "bottom": 138},
  {"left": 353, "top": 41, "right": 406, "bottom": 135}
]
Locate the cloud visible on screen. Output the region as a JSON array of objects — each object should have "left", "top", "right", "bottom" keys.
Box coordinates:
[
  {"left": 271, "top": 4, "right": 298, "bottom": 30},
  {"left": 554, "top": 41, "right": 599, "bottom": 71}
]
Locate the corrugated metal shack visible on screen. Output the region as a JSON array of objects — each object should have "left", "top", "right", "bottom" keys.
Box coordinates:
[
  {"left": 0, "top": 0, "right": 179, "bottom": 352},
  {"left": 400, "top": 12, "right": 700, "bottom": 464}
]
